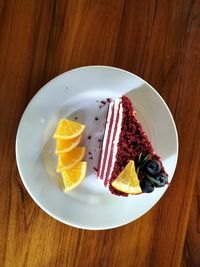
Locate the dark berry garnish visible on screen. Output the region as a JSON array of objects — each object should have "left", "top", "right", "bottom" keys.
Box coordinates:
[
  {"left": 140, "top": 178, "right": 155, "bottom": 193},
  {"left": 146, "top": 160, "right": 161, "bottom": 175},
  {"left": 74, "top": 116, "right": 78, "bottom": 120},
  {"left": 95, "top": 117, "right": 98, "bottom": 120},
  {"left": 100, "top": 100, "right": 106, "bottom": 105},
  {"left": 146, "top": 172, "right": 167, "bottom": 187},
  {"left": 106, "top": 98, "right": 111, "bottom": 103},
  {"left": 88, "top": 135, "right": 91, "bottom": 139},
  {"left": 154, "top": 173, "right": 168, "bottom": 186}
]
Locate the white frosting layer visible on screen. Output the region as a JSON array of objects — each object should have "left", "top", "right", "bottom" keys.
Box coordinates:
[
  {"left": 97, "top": 101, "right": 114, "bottom": 180},
  {"left": 97, "top": 98, "right": 123, "bottom": 186},
  {"left": 105, "top": 101, "right": 123, "bottom": 188},
  {"left": 102, "top": 99, "right": 120, "bottom": 183}
]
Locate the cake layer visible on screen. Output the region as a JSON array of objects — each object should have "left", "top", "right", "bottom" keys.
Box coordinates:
[
  {"left": 97, "top": 101, "right": 114, "bottom": 181},
  {"left": 104, "top": 100, "right": 122, "bottom": 187},
  {"left": 100, "top": 102, "right": 115, "bottom": 182},
  {"left": 98, "top": 95, "right": 168, "bottom": 196},
  {"left": 97, "top": 99, "right": 123, "bottom": 186}
]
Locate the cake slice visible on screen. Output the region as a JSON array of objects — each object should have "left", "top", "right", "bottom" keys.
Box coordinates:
[{"left": 97, "top": 96, "right": 168, "bottom": 196}]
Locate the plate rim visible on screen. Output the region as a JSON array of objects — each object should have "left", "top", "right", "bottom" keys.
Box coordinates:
[{"left": 15, "top": 65, "right": 179, "bottom": 230}]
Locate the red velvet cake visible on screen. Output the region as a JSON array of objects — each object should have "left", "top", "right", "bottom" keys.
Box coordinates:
[{"left": 97, "top": 96, "right": 168, "bottom": 196}]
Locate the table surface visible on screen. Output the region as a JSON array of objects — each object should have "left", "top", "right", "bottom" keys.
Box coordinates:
[{"left": 1, "top": 1, "right": 200, "bottom": 266}]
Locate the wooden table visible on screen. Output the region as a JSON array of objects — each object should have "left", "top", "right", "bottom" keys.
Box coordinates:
[{"left": 1, "top": 1, "right": 200, "bottom": 266}]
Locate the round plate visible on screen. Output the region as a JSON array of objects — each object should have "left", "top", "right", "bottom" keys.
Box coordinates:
[{"left": 16, "top": 66, "right": 178, "bottom": 230}]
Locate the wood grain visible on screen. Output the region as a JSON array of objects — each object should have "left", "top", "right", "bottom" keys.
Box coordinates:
[
  {"left": 0, "top": 0, "right": 200, "bottom": 266},
  {"left": 182, "top": 174, "right": 200, "bottom": 267}
]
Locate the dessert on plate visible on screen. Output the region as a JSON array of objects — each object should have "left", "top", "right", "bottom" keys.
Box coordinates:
[
  {"left": 52, "top": 96, "right": 168, "bottom": 196},
  {"left": 97, "top": 96, "right": 168, "bottom": 196}
]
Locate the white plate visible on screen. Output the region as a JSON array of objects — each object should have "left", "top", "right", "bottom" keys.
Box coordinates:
[{"left": 16, "top": 66, "right": 178, "bottom": 230}]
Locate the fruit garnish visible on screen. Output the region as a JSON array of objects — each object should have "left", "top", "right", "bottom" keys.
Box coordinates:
[
  {"left": 146, "top": 160, "right": 161, "bottom": 175},
  {"left": 111, "top": 160, "right": 142, "bottom": 194},
  {"left": 57, "top": 147, "right": 86, "bottom": 172},
  {"left": 55, "top": 135, "right": 82, "bottom": 154},
  {"left": 140, "top": 178, "right": 155, "bottom": 193},
  {"left": 53, "top": 119, "right": 85, "bottom": 139},
  {"left": 135, "top": 153, "right": 168, "bottom": 190},
  {"left": 61, "top": 162, "right": 87, "bottom": 192},
  {"left": 136, "top": 153, "right": 150, "bottom": 174},
  {"left": 146, "top": 172, "right": 167, "bottom": 187}
]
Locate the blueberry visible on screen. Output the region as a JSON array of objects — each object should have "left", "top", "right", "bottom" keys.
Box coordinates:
[
  {"left": 140, "top": 178, "right": 155, "bottom": 193},
  {"left": 154, "top": 172, "right": 168, "bottom": 187},
  {"left": 146, "top": 172, "right": 167, "bottom": 187},
  {"left": 146, "top": 160, "right": 161, "bottom": 175}
]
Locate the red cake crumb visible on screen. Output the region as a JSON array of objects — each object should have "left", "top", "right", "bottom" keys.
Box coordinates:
[
  {"left": 106, "top": 98, "right": 112, "bottom": 103},
  {"left": 108, "top": 96, "right": 167, "bottom": 196}
]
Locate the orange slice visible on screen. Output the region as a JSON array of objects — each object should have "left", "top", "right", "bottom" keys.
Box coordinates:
[
  {"left": 55, "top": 135, "right": 82, "bottom": 154},
  {"left": 111, "top": 160, "right": 142, "bottom": 194},
  {"left": 61, "top": 162, "right": 87, "bottom": 192},
  {"left": 53, "top": 119, "right": 85, "bottom": 140},
  {"left": 57, "top": 147, "right": 86, "bottom": 172}
]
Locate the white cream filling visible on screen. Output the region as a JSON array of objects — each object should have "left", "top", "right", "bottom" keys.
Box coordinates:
[
  {"left": 98, "top": 99, "right": 120, "bottom": 181},
  {"left": 98, "top": 98, "right": 123, "bottom": 186},
  {"left": 101, "top": 99, "right": 119, "bottom": 182},
  {"left": 105, "top": 100, "right": 123, "bottom": 188},
  {"left": 102, "top": 99, "right": 120, "bottom": 181},
  {"left": 97, "top": 101, "right": 114, "bottom": 179}
]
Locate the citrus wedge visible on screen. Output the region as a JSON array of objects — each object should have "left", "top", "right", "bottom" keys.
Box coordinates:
[
  {"left": 57, "top": 147, "right": 86, "bottom": 172},
  {"left": 55, "top": 135, "right": 82, "bottom": 154},
  {"left": 111, "top": 160, "right": 142, "bottom": 194},
  {"left": 61, "top": 162, "right": 87, "bottom": 192},
  {"left": 53, "top": 119, "right": 85, "bottom": 140}
]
